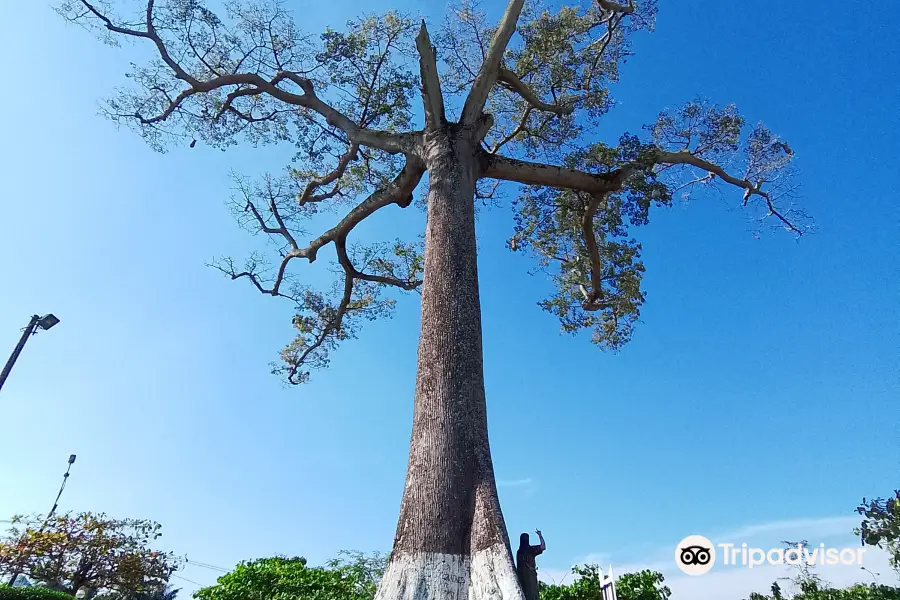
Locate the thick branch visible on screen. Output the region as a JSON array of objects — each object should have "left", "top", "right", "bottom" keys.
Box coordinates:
[
  {"left": 226, "top": 157, "right": 424, "bottom": 300},
  {"left": 596, "top": 0, "right": 635, "bottom": 14},
  {"left": 487, "top": 150, "right": 800, "bottom": 234},
  {"left": 415, "top": 21, "right": 445, "bottom": 129},
  {"left": 300, "top": 158, "right": 424, "bottom": 259},
  {"left": 335, "top": 243, "right": 421, "bottom": 291},
  {"left": 481, "top": 153, "right": 628, "bottom": 193},
  {"left": 273, "top": 157, "right": 425, "bottom": 293},
  {"left": 498, "top": 69, "right": 574, "bottom": 115},
  {"left": 581, "top": 193, "right": 608, "bottom": 310},
  {"left": 460, "top": 0, "right": 526, "bottom": 124}
]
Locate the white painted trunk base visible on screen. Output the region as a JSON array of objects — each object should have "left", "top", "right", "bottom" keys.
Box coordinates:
[{"left": 375, "top": 544, "right": 525, "bottom": 600}]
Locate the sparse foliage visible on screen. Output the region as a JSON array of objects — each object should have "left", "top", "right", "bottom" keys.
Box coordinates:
[{"left": 856, "top": 490, "right": 900, "bottom": 576}]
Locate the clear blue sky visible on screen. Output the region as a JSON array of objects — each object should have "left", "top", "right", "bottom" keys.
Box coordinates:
[{"left": 1, "top": 1, "right": 897, "bottom": 598}]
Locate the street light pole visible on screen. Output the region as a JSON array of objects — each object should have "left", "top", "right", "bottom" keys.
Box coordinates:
[
  {"left": 7, "top": 454, "right": 76, "bottom": 586},
  {"left": 0, "top": 314, "right": 60, "bottom": 393}
]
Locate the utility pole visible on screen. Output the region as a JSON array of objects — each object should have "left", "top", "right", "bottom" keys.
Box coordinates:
[
  {"left": 7, "top": 454, "right": 76, "bottom": 586},
  {"left": 0, "top": 314, "right": 60, "bottom": 393}
]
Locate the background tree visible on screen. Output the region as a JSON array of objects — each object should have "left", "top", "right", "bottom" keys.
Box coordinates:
[
  {"left": 743, "top": 581, "right": 900, "bottom": 600},
  {"left": 856, "top": 490, "right": 900, "bottom": 577},
  {"left": 540, "top": 565, "right": 670, "bottom": 600},
  {"left": 324, "top": 551, "right": 387, "bottom": 600},
  {"left": 613, "top": 570, "right": 671, "bottom": 600},
  {"left": 192, "top": 555, "right": 381, "bottom": 600},
  {"left": 0, "top": 586, "right": 76, "bottom": 600},
  {"left": 780, "top": 540, "right": 826, "bottom": 592},
  {"left": 0, "top": 513, "right": 180, "bottom": 598},
  {"left": 55, "top": 0, "right": 807, "bottom": 598},
  {"left": 98, "top": 584, "right": 180, "bottom": 600}
]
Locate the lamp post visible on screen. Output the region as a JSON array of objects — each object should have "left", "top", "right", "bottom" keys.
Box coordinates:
[
  {"left": 7, "top": 454, "right": 76, "bottom": 586},
  {"left": 0, "top": 314, "right": 60, "bottom": 393}
]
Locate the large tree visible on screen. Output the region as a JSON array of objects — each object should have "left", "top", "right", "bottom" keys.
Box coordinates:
[{"left": 55, "top": 0, "right": 807, "bottom": 599}]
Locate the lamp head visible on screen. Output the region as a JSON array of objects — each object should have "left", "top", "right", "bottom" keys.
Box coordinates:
[{"left": 37, "top": 314, "right": 60, "bottom": 331}]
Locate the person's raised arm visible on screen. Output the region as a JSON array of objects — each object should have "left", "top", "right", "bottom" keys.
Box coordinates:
[{"left": 533, "top": 529, "right": 546, "bottom": 554}]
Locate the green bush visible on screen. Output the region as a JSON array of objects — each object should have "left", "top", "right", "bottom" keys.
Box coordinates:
[{"left": 0, "top": 586, "right": 75, "bottom": 600}]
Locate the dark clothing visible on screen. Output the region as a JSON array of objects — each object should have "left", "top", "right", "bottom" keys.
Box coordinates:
[{"left": 516, "top": 544, "right": 544, "bottom": 600}]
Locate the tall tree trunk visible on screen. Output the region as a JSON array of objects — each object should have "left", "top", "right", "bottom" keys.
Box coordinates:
[{"left": 375, "top": 126, "right": 524, "bottom": 600}]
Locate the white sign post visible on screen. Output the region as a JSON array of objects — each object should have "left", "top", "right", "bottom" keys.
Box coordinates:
[{"left": 600, "top": 565, "right": 618, "bottom": 600}]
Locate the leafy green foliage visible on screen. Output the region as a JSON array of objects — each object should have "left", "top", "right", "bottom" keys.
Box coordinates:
[
  {"left": 855, "top": 490, "right": 900, "bottom": 575},
  {"left": 0, "top": 585, "right": 75, "bottom": 600},
  {"left": 540, "top": 565, "right": 670, "bottom": 600},
  {"left": 508, "top": 135, "right": 669, "bottom": 349},
  {"left": 318, "top": 14, "right": 417, "bottom": 134},
  {"left": 98, "top": 583, "right": 180, "bottom": 600},
  {"left": 0, "top": 513, "right": 181, "bottom": 597},
  {"left": 614, "top": 570, "right": 671, "bottom": 600},
  {"left": 745, "top": 581, "right": 900, "bottom": 600},
  {"left": 323, "top": 550, "right": 387, "bottom": 600},
  {"left": 192, "top": 554, "right": 382, "bottom": 600}
]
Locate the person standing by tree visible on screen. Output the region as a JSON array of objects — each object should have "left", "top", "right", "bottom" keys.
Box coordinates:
[{"left": 516, "top": 530, "right": 546, "bottom": 600}]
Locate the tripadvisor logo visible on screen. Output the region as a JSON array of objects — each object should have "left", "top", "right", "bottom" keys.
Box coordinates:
[
  {"left": 675, "top": 535, "right": 716, "bottom": 576},
  {"left": 674, "top": 535, "right": 867, "bottom": 576}
]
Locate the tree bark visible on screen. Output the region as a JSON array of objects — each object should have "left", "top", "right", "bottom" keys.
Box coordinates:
[{"left": 375, "top": 126, "right": 524, "bottom": 600}]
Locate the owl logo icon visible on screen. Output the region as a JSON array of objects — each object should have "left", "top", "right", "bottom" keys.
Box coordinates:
[{"left": 675, "top": 535, "right": 716, "bottom": 575}]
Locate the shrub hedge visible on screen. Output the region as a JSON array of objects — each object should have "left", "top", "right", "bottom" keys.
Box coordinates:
[{"left": 0, "top": 586, "right": 75, "bottom": 600}]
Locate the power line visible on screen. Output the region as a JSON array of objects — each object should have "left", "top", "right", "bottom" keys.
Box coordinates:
[
  {"left": 171, "top": 574, "right": 204, "bottom": 588},
  {"left": 185, "top": 559, "right": 229, "bottom": 573}
]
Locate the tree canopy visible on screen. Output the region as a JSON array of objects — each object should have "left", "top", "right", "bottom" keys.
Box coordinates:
[
  {"left": 54, "top": 0, "right": 808, "bottom": 384},
  {"left": 540, "top": 565, "right": 670, "bottom": 600},
  {"left": 744, "top": 581, "right": 900, "bottom": 600},
  {"left": 192, "top": 553, "right": 386, "bottom": 600}
]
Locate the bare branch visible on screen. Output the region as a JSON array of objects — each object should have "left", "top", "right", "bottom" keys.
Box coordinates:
[
  {"left": 297, "top": 143, "right": 360, "bottom": 205},
  {"left": 498, "top": 68, "right": 574, "bottom": 115},
  {"left": 285, "top": 271, "right": 354, "bottom": 385},
  {"left": 415, "top": 21, "right": 446, "bottom": 129},
  {"left": 460, "top": 0, "right": 526, "bottom": 124},
  {"left": 489, "top": 106, "right": 532, "bottom": 153},
  {"left": 656, "top": 149, "right": 802, "bottom": 234},
  {"left": 336, "top": 243, "right": 421, "bottom": 291}
]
